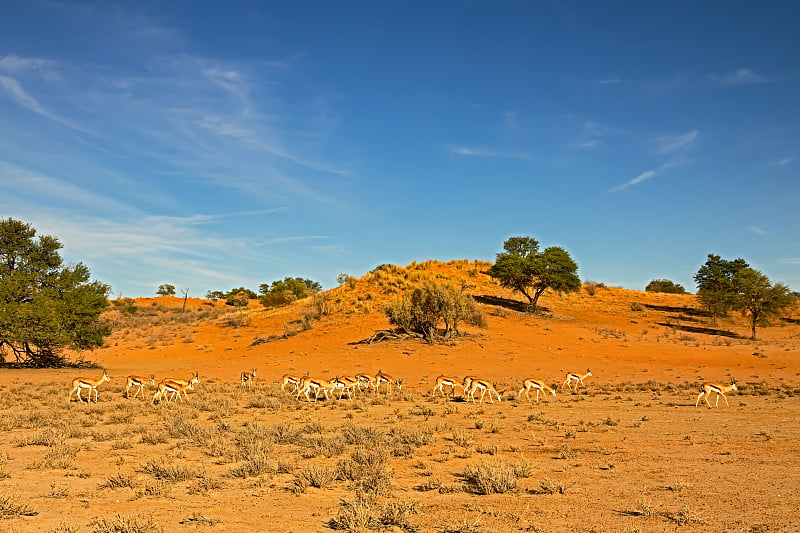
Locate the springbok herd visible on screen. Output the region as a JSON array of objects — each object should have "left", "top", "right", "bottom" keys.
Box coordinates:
[{"left": 68, "top": 367, "right": 739, "bottom": 409}]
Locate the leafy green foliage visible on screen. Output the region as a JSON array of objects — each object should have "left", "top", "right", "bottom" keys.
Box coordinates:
[
  {"left": 732, "top": 267, "right": 794, "bottom": 340},
  {"left": 693, "top": 254, "right": 750, "bottom": 318},
  {"left": 487, "top": 236, "right": 580, "bottom": 311},
  {"left": 258, "top": 277, "right": 321, "bottom": 308},
  {"left": 645, "top": 279, "right": 687, "bottom": 294},
  {"left": 156, "top": 284, "right": 175, "bottom": 297},
  {"left": 0, "top": 218, "right": 110, "bottom": 366},
  {"left": 383, "top": 281, "right": 486, "bottom": 341},
  {"left": 694, "top": 254, "right": 794, "bottom": 339}
]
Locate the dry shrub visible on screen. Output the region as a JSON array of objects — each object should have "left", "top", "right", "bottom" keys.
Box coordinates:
[
  {"left": 0, "top": 493, "right": 37, "bottom": 517},
  {"left": 100, "top": 472, "right": 137, "bottom": 489},
  {"left": 140, "top": 459, "right": 202, "bottom": 482},
  {"left": 292, "top": 465, "right": 338, "bottom": 493},
  {"left": 461, "top": 459, "right": 520, "bottom": 494},
  {"left": 90, "top": 513, "right": 163, "bottom": 533}
]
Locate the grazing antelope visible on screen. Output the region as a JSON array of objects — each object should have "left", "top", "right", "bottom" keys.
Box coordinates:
[
  {"left": 375, "top": 370, "right": 402, "bottom": 395},
  {"left": 696, "top": 376, "right": 738, "bottom": 408},
  {"left": 159, "top": 372, "right": 200, "bottom": 402},
  {"left": 431, "top": 375, "right": 462, "bottom": 398},
  {"left": 355, "top": 373, "right": 375, "bottom": 393},
  {"left": 241, "top": 368, "right": 257, "bottom": 389},
  {"left": 466, "top": 379, "right": 502, "bottom": 404},
  {"left": 125, "top": 374, "right": 155, "bottom": 399},
  {"left": 152, "top": 379, "right": 196, "bottom": 405},
  {"left": 462, "top": 375, "right": 480, "bottom": 394},
  {"left": 297, "top": 376, "right": 333, "bottom": 403},
  {"left": 561, "top": 369, "right": 592, "bottom": 391},
  {"left": 330, "top": 376, "right": 358, "bottom": 400},
  {"left": 281, "top": 373, "right": 304, "bottom": 394},
  {"left": 69, "top": 370, "right": 110, "bottom": 403},
  {"left": 519, "top": 378, "right": 556, "bottom": 403}
]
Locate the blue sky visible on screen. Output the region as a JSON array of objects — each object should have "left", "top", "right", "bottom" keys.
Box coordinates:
[{"left": 1, "top": 1, "right": 798, "bottom": 297}]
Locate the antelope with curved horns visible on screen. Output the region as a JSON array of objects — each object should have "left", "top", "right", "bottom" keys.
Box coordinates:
[
  {"left": 696, "top": 376, "right": 738, "bottom": 408},
  {"left": 69, "top": 370, "right": 110, "bottom": 403},
  {"left": 561, "top": 369, "right": 592, "bottom": 391}
]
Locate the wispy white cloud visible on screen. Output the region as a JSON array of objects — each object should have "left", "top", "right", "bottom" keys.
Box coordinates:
[
  {"left": 773, "top": 156, "right": 793, "bottom": 167},
  {"left": 656, "top": 130, "right": 698, "bottom": 154},
  {"left": 0, "top": 161, "right": 134, "bottom": 214},
  {"left": 749, "top": 226, "right": 767, "bottom": 236},
  {"left": 598, "top": 77, "right": 621, "bottom": 85},
  {"left": 0, "top": 74, "right": 88, "bottom": 132},
  {"left": 708, "top": 68, "right": 773, "bottom": 86},
  {"left": 610, "top": 162, "right": 678, "bottom": 192},
  {"left": 447, "top": 145, "right": 532, "bottom": 160}
]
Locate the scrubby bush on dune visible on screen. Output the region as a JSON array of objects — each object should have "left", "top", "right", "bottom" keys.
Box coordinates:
[{"left": 383, "top": 281, "right": 486, "bottom": 341}]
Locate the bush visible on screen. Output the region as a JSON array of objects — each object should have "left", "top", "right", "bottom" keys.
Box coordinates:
[
  {"left": 258, "top": 277, "right": 321, "bottom": 308},
  {"left": 645, "top": 279, "right": 687, "bottom": 294},
  {"left": 383, "top": 281, "right": 486, "bottom": 341}
]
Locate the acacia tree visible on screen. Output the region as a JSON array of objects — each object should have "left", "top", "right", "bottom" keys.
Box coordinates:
[
  {"left": 0, "top": 218, "right": 110, "bottom": 366},
  {"left": 156, "top": 284, "right": 176, "bottom": 297},
  {"left": 693, "top": 254, "right": 750, "bottom": 319},
  {"left": 487, "top": 236, "right": 581, "bottom": 312},
  {"left": 732, "top": 268, "right": 794, "bottom": 340}
]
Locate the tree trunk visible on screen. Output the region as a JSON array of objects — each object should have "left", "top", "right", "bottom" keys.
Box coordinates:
[{"left": 530, "top": 287, "right": 547, "bottom": 312}]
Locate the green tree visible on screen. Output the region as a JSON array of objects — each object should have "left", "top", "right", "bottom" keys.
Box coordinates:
[
  {"left": 645, "top": 279, "right": 687, "bottom": 294},
  {"left": 258, "top": 277, "right": 321, "bottom": 308},
  {"left": 205, "top": 290, "right": 225, "bottom": 301},
  {"left": 383, "top": 281, "right": 486, "bottom": 341},
  {"left": 732, "top": 268, "right": 794, "bottom": 340},
  {"left": 156, "top": 284, "right": 176, "bottom": 297},
  {"left": 487, "top": 236, "right": 581, "bottom": 312},
  {"left": 693, "top": 254, "right": 750, "bottom": 318},
  {"left": 0, "top": 218, "right": 110, "bottom": 366}
]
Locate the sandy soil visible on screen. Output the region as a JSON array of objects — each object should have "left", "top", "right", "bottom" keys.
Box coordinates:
[{"left": 0, "top": 261, "right": 797, "bottom": 532}]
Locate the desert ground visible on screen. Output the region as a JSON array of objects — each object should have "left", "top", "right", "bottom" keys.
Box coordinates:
[{"left": 0, "top": 260, "right": 798, "bottom": 532}]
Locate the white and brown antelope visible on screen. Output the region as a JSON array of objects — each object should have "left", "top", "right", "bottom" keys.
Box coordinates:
[
  {"left": 297, "top": 376, "right": 333, "bottom": 403},
  {"left": 561, "top": 369, "right": 592, "bottom": 391},
  {"left": 69, "top": 370, "right": 110, "bottom": 403},
  {"left": 241, "top": 368, "right": 257, "bottom": 389},
  {"left": 355, "top": 373, "right": 375, "bottom": 393},
  {"left": 696, "top": 376, "right": 738, "bottom": 408},
  {"left": 152, "top": 379, "right": 196, "bottom": 405},
  {"left": 125, "top": 374, "right": 155, "bottom": 399},
  {"left": 519, "top": 378, "right": 556, "bottom": 403},
  {"left": 462, "top": 375, "right": 480, "bottom": 394},
  {"left": 281, "top": 373, "right": 305, "bottom": 394},
  {"left": 431, "top": 375, "right": 462, "bottom": 398},
  {"left": 466, "top": 379, "right": 503, "bottom": 404},
  {"left": 158, "top": 372, "right": 200, "bottom": 403},
  {"left": 330, "top": 376, "right": 358, "bottom": 400},
  {"left": 375, "top": 370, "right": 402, "bottom": 395}
]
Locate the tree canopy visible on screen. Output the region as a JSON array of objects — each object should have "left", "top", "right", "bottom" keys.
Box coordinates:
[
  {"left": 259, "top": 277, "right": 321, "bottom": 308},
  {"left": 156, "top": 283, "right": 176, "bottom": 297},
  {"left": 693, "top": 254, "right": 750, "bottom": 318},
  {"left": 732, "top": 267, "right": 794, "bottom": 340},
  {"left": 0, "top": 218, "right": 110, "bottom": 366},
  {"left": 487, "top": 236, "right": 581, "bottom": 311}
]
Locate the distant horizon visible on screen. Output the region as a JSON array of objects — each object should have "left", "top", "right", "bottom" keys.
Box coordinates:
[{"left": 2, "top": 2, "right": 797, "bottom": 297}]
